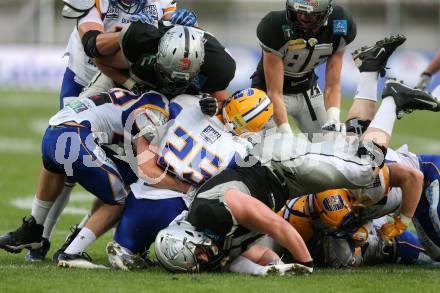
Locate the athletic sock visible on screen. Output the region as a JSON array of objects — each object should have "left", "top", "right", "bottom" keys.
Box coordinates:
[
  {"left": 42, "top": 182, "right": 75, "bottom": 239},
  {"left": 354, "top": 72, "right": 379, "bottom": 102},
  {"left": 31, "top": 197, "right": 54, "bottom": 225},
  {"left": 64, "top": 227, "right": 96, "bottom": 255},
  {"left": 368, "top": 98, "right": 397, "bottom": 136},
  {"left": 78, "top": 211, "right": 91, "bottom": 229}
]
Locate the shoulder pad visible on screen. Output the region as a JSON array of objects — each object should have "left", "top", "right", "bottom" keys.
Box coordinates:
[
  {"left": 171, "top": 94, "right": 199, "bottom": 109},
  {"left": 62, "top": 0, "right": 95, "bottom": 19}
]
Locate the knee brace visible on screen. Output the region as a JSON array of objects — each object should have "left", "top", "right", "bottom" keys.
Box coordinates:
[{"left": 345, "top": 118, "right": 371, "bottom": 136}]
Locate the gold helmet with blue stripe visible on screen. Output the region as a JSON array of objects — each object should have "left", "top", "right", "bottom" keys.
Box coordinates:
[{"left": 222, "top": 88, "right": 273, "bottom": 135}]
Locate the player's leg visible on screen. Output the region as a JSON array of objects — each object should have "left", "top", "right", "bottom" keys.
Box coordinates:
[
  {"left": 55, "top": 127, "right": 127, "bottom": 269},
  {"left": 108, "top": 193, "right": 186, "bottom": 270},
  {"left": 59, "top": 67, "right": 86, "bottom": 109},
  {"left": 0, "top": 126, "right": 72, "bottom": 253},
  {"left": 346, "top": 34, "right": 407, "bottom": 131}
]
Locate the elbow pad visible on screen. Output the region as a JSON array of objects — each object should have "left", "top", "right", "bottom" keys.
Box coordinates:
[{"left": 81, "top": 30, "right": 103, "bottom": 58}]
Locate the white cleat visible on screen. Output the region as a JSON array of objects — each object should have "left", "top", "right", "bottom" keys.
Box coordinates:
[
  {"left": 106, "top": 241, "right": 149, "bottom": 271},
  {"left": 264, "top": 263, "right": 313, "bottom": 276},
  {"left": 57, "top": 251, "right": 108, "bottom": 269}
]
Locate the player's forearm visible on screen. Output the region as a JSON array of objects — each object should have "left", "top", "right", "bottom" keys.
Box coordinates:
[
  {"left": 268, "top": 91, "right": 289, "bottom": 126},
  {"left": 94, "top": 60, "right": 130, "bottom": 86},
  {"left": 399, "top": 170, "right": 423, "bottom": 218},
  {"left": 95, "top": 32, "right": 121, "bottom": 56},
  {"left": 324, "top": 85, "right": 341, "bottom": 110},
  {"left": 138, "top": 164, "right": 190, "bottom": 193},
  {"left": 424, "top": 52, "right": 440, "bottom": 75}
]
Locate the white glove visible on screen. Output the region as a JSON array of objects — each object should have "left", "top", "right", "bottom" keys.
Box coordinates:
[
  {"left": 415, "top": 72, "right": 432, "bottom": 91},
  {"left": 322, "top": 107, "right": 346, "bottom": 133},
  {"left": 276, "top": 122, "right": 293, "bottom": 134}
]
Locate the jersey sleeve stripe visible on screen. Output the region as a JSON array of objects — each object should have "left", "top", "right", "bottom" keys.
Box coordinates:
[
  {"left": 260, "top": 42, "right": 283, "bottom": 58},
  {"left": 136, "top": 104, "right": 169, "bottom": 118}
]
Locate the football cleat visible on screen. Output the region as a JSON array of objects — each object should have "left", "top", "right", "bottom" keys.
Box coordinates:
[
  {"left": 382, "top": 79, "right": 440, "bottom": 118},
  {"left": 352, "top": 34, "right": 406, "bottom": 76},
  {"left": 264, "top": 263, "right": 313, "bottom": 276},
  {"left": 106, "top": 241, "right": 154, "bottom": 271},
  {"left": 25, "top": 237, "right": 51, "bottom": 262},
  {"left": 0, "top": 215, "right": 43, "bottom": 253},
  {"left": 52, "top": 224, "right": 81, "bottom": 262},
  {"left": 57, "top": 251, "right": 107, "bottom": 269}
]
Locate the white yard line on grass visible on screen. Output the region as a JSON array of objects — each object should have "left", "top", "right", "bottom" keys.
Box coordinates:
[
  {"left": 0, "top": 137, "right": 38, "bottom": 154},
  {"left": 10, "top": 192, "right": 92, "bottom": 215}
]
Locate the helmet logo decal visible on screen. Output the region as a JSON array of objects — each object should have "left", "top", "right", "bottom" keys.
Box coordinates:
[
  {"left": 180, "top": 57, "right": 191, "bottom": 71},
  {"left": 323, "top": 195, "right": 344, "bottom": 212}
]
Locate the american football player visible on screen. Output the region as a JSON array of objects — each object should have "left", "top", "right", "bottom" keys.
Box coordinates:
[
  {"left": 251, "top": 0, "right": 356, "bottom": 135},
  {"left": 0, "top": 88, "right": 174, "bottom": 269},
  {"left": 106, "top": 88, "right": 274, "bottom": 270},
  {"left": 84, "top": 20, "right": 235, "bottom": 106}
]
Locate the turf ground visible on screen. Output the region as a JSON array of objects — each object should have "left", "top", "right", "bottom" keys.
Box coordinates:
[{"left": 0, "top": 90, "right": 439, "bottom": 292}]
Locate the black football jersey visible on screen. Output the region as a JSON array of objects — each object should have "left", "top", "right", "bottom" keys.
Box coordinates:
[
  {"left": 252, "top": 5, "right": 356, "bottom": 94},
  {"left": 120, "top": 22, "right": 236, "bottom": 96}
]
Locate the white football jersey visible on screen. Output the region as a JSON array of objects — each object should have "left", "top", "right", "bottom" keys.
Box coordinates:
[
  {"left": 65, "top": 0, "right": 176, "bottom": 86},
  {"left": 131, "top": 95, "right": 249, "bottom": 201},
  {"left": 357, "top": 145, "right": 419, "bottom": 220},
  {"left": 49, "top": 88, "right": 169, "bottom": 146}
]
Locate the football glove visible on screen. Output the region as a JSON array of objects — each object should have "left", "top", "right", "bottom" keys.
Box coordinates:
[
  {"left": 122, "top": 78, "right": 149, "bottom": 96},
  {"left": 170, "top": 9, "right": 197, "bottom": 26},
  {"left": 129, "top": 12, "right": 155, "bottom": 24},
  {"left": 199, "top": 94, "right": 218, "bottom": 116},
  {"left": 415, "top": 72, "right": 432, "bottom": 91},
  {"left": 322, "top": 107, "right": 346, "bottom": 133},
  {"left": 380, "top": 215, "right": 411, "bottom": 241}
]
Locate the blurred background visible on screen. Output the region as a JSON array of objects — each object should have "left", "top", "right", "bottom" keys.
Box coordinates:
[{"left": 0, "top": 0, "right": 439, "bottom": 95}]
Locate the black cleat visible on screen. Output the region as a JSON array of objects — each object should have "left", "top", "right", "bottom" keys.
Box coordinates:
[
  {"left": 352, "top": 34, "right": 406, "bottom": 76},
  {"left": 25, "top": 237, "right": 51, "bottom": 262},
  {"left": 52, "top": 224, "right": 81, "bottom": 263},
  {"left": 382, "top": 79, "right": 440, "bottom": 118},
  {"left": 0, "top": 216, "right": 43, "bottom": 253},
  {"left": 57, "top": 251, "right": 107, "bottom": 269}
]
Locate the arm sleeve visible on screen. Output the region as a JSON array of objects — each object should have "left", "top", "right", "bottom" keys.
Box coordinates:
[
  {"left": 198, "top": 34, "right": 236, "bottom": 93},
  {"left": 78, "top": 7, "right": 103, "bottom": 26},
  {"left": 119, "top": 22, "right": 163, "bottom": 64}
]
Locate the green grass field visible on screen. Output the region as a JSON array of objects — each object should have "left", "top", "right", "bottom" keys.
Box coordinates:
[{"left": 0, "top": 90, "right": 439, "bottom": 292}]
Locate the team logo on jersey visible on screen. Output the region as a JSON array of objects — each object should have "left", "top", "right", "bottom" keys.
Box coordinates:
[
  {"left": 142, "top": 5, "right": 159, "bottom": 21},
  {"left": 333, "top": 20, "right": 348, "bottom": 36},
  {"left": 106, "top": 5, "right": 120, "bottom": 19},
  {"left": 201, "top": 125, "right": 221, "bottom": 144},
  {"left": 288, "top": 39, "right": 307, "bottom": 50},
  {"left": 323, "top": 195, "right": 344, "bottom": 212}
]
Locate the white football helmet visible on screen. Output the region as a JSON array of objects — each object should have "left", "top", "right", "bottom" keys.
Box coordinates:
[
  {"left": 156, "top": 26, "right": 205, "bottom": 96},
  {"left": 154, "top": 221, "right": 217, "bottom": 273}
]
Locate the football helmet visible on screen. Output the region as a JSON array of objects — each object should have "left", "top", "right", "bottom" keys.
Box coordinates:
[
  {"left": 156, "top": 26, "right": 205, "bottom": 96},
  {"left": 278, "top": 196, "right": 314, "bottom": 241},
  {"left": 313, "top": 189, "right": 352, "bottom": 230},
  {"left": 154, "top": 221, "right": 220, "bottom": 273},
  {"left": 222, "top": 88, "right": 273, "bottom": 135},
  {"left": 286, "top": 0, "right": 333, "bottom": 33}
]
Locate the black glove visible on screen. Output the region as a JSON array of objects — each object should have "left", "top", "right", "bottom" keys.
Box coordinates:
[{"left": 199, "top": 94, "right": 218, "bottom": 116}]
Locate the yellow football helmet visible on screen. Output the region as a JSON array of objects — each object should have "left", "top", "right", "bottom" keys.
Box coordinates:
[
  {"left": 222, "top": 88, "right": 273, "bottom": 135},
  {"left": 278, "top": 196, "right": 314, "bottom": 241},
  {"left": 313, "top": 189, "right": 353, "bottom": 229}
]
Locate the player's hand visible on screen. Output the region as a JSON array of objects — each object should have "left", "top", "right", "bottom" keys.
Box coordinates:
[
  {"left": 129, "top": 12, "right": 155, "bottom": 24},
  {"left": 123, "top": 78, "right": 149, "bottom": 95},
  {"left": 322, "top": 107, "right": 345, "bottom": 133},
  {"left": 170, "top": 9, "right": 197, "bottom": 26},
  {"left": 199, "top": 94, "right": 218, "bottom": 116},
  {"left": 380, "top": 215, "right": 410, "bottom": 241},
  {"left": 322, "top": 120, "right": 346, "bottom": 133},
  {"left": 415, "top": 72, "right": 432, "bottom": 91}
]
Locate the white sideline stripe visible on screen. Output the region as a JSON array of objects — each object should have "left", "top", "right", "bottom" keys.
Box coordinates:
[
  {"left": 393, "top": 134, "right": 440, "bottom": 153},
  {"left": 0, "top": 137, "right": 38, "bottom": 154},
  {"left": 10, "top": 192, "right": 92, "bottom": 215}
]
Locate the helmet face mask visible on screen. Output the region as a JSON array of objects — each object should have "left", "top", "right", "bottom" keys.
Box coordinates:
[
  {"left": 156, "top": 26, "right": 205, "bottom": 96},
  {"left": 286, "top": 0, "right": 333, "bottom": 34},
  {"left": 154, "top": 221, "right": 220, "bottom": 273},
  {"left": 112, "top": 0, "right": 145, "bottom": 14}
]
